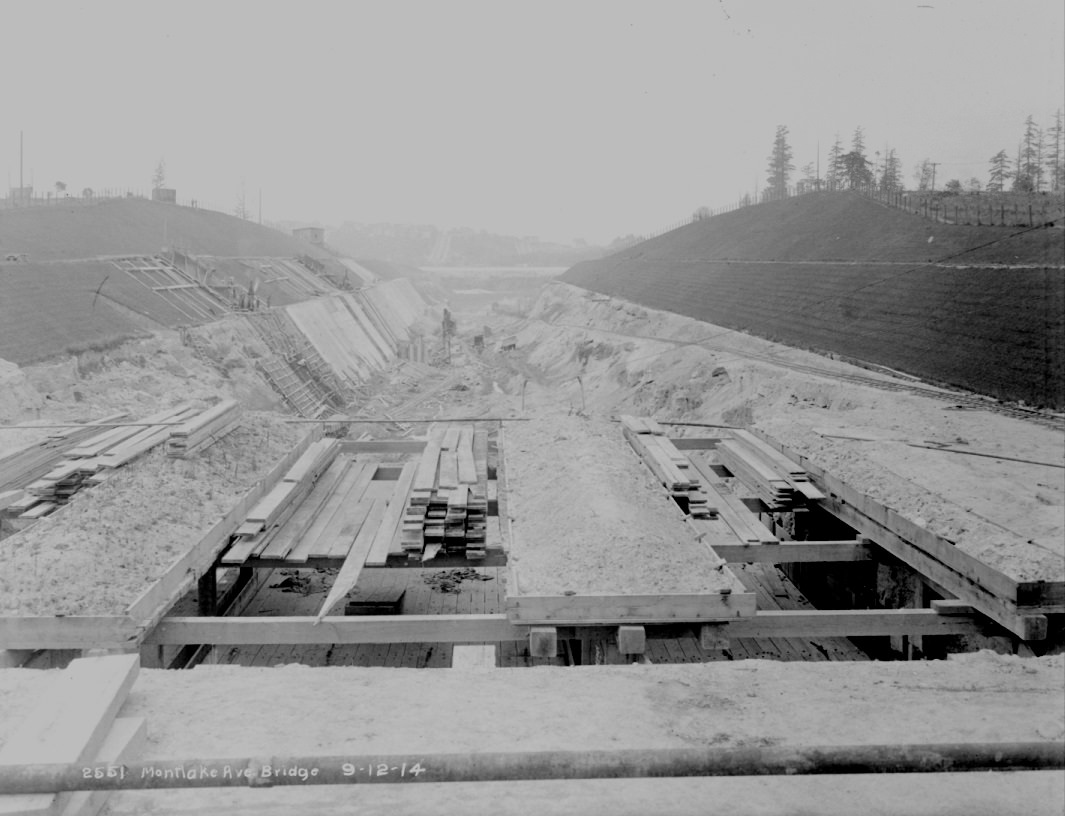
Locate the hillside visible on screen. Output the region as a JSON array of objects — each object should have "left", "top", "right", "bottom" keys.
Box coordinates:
[
  {"left": 563, "top": 192, "right": 1065, "bottom": 408},
  {"left": 0, "top": 199, "right": 328, "bottom": 260}
]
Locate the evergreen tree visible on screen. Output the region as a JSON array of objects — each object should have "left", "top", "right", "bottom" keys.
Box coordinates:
[
  {"left": 1012, "top": 141, "right": 1033, "bottom": 192},
  {"left": 987, "top": 149, "right": 1011, "bottom": 192},
  {"left": 880, "top": 148, "right": 902, "bottom": 191},
  {"left": 913, "top": 158, "right": 934, "bottom": 191},
  {"left": 840, "top": 151, "right": 873, "bottom": 189},
  {"left": 765, "top": 125, "right": 794, "bottom": 199},
  {"left": 151, "top": 158, "right": 166, "bottom": 190},
  {"left": 825, "top": 135, "right": 845, "bottom": 190},
  {"left": 851, "top": 126, "right": 866, "bottom": 158},
  {"left": 1048, "top": 108, "right": 1064, "bottom": 192}
]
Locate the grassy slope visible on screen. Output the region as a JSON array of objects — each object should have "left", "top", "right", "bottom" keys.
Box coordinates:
[
  {"left": 0, "top": 200, "right": 339, "bottom": 363},
  {"left": 563, "top": 192, "right": 1065, "bottom": 408},
  {"left": 0, "top": 199, "right": 327, "bottom": 260}
]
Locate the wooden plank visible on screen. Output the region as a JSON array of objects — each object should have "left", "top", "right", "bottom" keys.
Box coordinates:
[
  {"left": 338, "top": 439, "right": 427, "bottom": 454},
  {"left": 258, "top": 457, "right": 353, "bottom": 560},
  {"left": 304, "top": 464, "right": 374, "bottom": 558},
  {"left": 365, "top": 462, "right": 417, "bottom": 567},
  {"left": 451, "top": 644, "right": 496, "bottom": 669},
  {"left": 0, "top": 617, "right": 140, "bottom": 651},
  {"left": 315, "top": 498, "right": 388, "bottom": 620},
  {"left": 322, "top": 464, "right": 379, "bottom": 559},
  {"left": 710, "top": 540, "right": 873, "bottom": 563},
  {"left": 145, "top": 614, "right": 527, "bottom": 645},
  {"left": 687, "top": 453, "right": 777, "bottom": 544},
  {"left": 726, "top": 608, "right": 994, "bottom": 638},
  {"left": 437, "top": 451, "right": 459, "bottom": 490},
  {"left": 411, "top": 434, "right": 443, "bottom": 493},
  {"left": 294, "top": 462, "right": 373, "bottom": 561},
  {"left": 441, "top": 426, "right": 461, "bottom": 451},
  {"left": 0, "top": 654, "right": 138, "bottom": 815},
  {"left": 668, "top": 437, "right": 721, "bottom": 450},
  {"left": 456, "top": 427, "right": 478, "bottom": 484},
  {"left": 59, "top": 717, "right": 146, "bottom": 816},
  {"left": 506, "top": 591, "right": 757, "bottom": 625}
]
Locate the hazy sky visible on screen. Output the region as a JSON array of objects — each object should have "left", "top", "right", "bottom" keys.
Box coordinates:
[{"left": 4, "top": 0, "right": 1063, "bottom": 244}]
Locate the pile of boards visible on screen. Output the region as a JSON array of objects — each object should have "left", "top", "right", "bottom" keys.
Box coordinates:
[
  {"left": 715, "top": 430, "right": 824, "bottom": 510},
  {"left": 619, "top": 415, "right": 714, "bottom": 518},
  {"left": 223, "top": 438, "right": 341, "bottom": 563},
  {"left": 6, "top": 402, "right": 242, "bottom": 520},
  {"left": 165, "top": 399, "right": 242, "bottom": 458},
  {"left": 402, "top": 424, "right": 490, "bottom": 561}
]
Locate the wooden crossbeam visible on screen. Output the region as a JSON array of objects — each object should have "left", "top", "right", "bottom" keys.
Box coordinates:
[
  {"left": 506, "top": 590, "right": 756, "bottom": 625},
  {"left": 710, "top": 540, "right": 874, "bottom": 563},
  {"left": 144, "top": 614, "right": 526, "bottom": 645},
  {"left": 142, "top": 607, "right": 993, "bottom": 646},
  {"left": 726, "top": 608, "right": 995, "bottom": 639},
  {"left": 0, "top": 617, "right": 140, "bottom": 651}
]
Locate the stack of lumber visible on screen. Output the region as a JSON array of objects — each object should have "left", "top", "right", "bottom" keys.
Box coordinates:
[
  {"left": 619, "top": 415, "right": 714, "bottom": 518},
  {"left": 222, "top": 438, "right": 340, "bottom": 563},
  {"left": 402, "top": 424, "right": 492, "bottom": 560},
  {"left": 166, "top": 398, "right": 242, "bottom": 458},
  {"left": 686, "top": 453, "right": 778, "bottom": 545},
  {"left": 716, "top": 430, "right": 825, "bottom": 510},
  {"left": 10, "top": 405, "right": 201, "bottom": 519},
  {"left": 0, "top": 412, "right": 127, "bottom": 491}
]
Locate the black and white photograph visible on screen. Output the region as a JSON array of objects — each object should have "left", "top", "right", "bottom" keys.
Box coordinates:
[{"left": 0, "top": 1, "right": 1062, "bottom": 814}]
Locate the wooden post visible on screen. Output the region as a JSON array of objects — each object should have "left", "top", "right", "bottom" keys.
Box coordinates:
[
  {"left": 529, "top": 627, "right": 557, "bottom": 660},
  {"left": 197, "top": 568, "right": 217, "bottom": 617},
  {"left": 699, "top": 623, "right": 730, "bottom": 651},
  {"left": 616, "top": 626, "right": 646, "bottom": 656}
]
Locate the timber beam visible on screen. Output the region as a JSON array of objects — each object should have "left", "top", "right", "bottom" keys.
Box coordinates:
[
  {"left": 710, "top": 539, "right": 874, "bottom": 563},
  {"left": 141, "top": 607, "right": 995, "bottom": 648}
]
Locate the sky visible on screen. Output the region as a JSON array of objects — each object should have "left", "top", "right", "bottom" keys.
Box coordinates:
[{"left": 3, "top": 0, "right": 1063, "bottom": 245}]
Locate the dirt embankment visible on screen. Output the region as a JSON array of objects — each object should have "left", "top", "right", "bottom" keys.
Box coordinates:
[
  {"left": 488, "top": 282, "right": 1064, "bottom": 578},
  {"left": 562, "top": 192, "right": 1065, "bottom": 408}
]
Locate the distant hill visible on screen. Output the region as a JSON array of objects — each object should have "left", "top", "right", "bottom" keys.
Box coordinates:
[
  {"left": 328, "top": 222, "right": 604, "bottom": 267},
  {"left": 0, "top": 199, "right": 329, "bottom": 261},
  {"left": 563, "top": 192, "right": 1064, "bottom": 408}
]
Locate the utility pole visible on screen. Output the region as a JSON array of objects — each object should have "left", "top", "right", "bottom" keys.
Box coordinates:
[
  {"left": 19, "top": 130, "right": 24, "bottom": 206},
  {"left": 258, "top": 188, "right": 262, "bottom": 225},
  {"left": 930, "top": 162, "right": 939, "bottom": 194}
]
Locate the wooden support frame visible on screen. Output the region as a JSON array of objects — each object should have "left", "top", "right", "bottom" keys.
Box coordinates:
[
  {"left": 506, "top": 589, "right": 757, "bottom": 625},
  {"left": 141, "top": 606, "right": 994, "bottom": 647},
  {"left": 144, "top": 614, "right": 527, "bottom": 645},
  {"left": 750, "top": 429, "right": 1063, "bottom": 611},
  {"left": 710, "top": 539, "right": 874, "bottom": 563}
]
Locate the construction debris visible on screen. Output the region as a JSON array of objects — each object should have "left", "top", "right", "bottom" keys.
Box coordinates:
[{"left": 423, "top": 568, "right": 495, "bottom": 594}]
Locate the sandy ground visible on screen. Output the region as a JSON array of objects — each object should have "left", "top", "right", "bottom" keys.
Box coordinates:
[
  {"left": 0, "top": 415, "right": 306, "bottom": 615},
  {"left": 505, "top": 413, "right": 735, "bottom": 596},
  {"left": 500, "top": 283, "right": 1064, "bottom": 586},
  {"left": 0, "top": 651, "right": 1061, "bottom": 815}
]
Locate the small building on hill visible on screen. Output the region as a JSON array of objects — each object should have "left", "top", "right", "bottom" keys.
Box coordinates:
[
  {"left": 151, "top": 188, "right": 177, "bottom": 203},
  {"left": 293, "top": 226, "right": 325, "bottom": 246}
]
